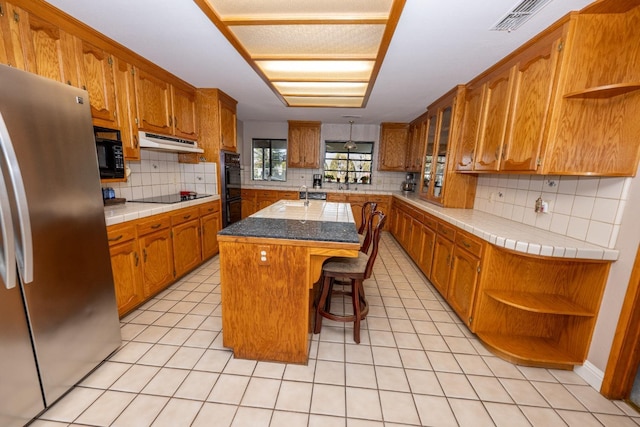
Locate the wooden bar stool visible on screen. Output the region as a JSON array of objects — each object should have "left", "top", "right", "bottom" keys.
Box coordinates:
[
  {"left": 314, "top": 211, "right": 387, "bottom": 343},
  {"left": 358, "top": 201, "right": 377, "bottom": 251}
]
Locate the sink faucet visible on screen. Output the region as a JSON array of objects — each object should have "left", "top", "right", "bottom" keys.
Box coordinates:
[{"left": 300, "top": 185, "right": 309, "bottom": 206}]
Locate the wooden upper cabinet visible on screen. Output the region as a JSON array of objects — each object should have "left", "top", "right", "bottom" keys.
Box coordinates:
[
  {"left": 0, "top": 1, "right": 30, "bottom": 70},
  {"left": 219, "top": 91, "right": 237, "bottom": 151},
  {"left": 543, "top": 6, "right": 640, "bottom": 176},
  {"left": 455, "top": 84, "right": 485, "bottom": 171},
  {"left": 501, "top": 32, "right": 563, "bottom": 172},
  {"left": 77, "top": 40, "right": 117, "bottom": 127},
  {"left": 21, "top": 13, "right": 69, "bottom": 83},
  {"left": 288, "top": 120, "right": 320, "bottom": 169},
  {"left": 420, "top": 85, "right": 477, "bottom": 208},
  {"left": 378, "top": 122, "right": 410, "bottom": 171},
  {"left": 406, "top": 117, "right": 425, "bottom": 173},
  {"left": 113, "top": 57, "right": 139, "bottom": 160},
  {"left": 134, "top": 68, "right": 172, "bottom": 134},
  {"left": 185, "top": 88, "right": 237, "bottom": 164},
  {"left": 171, "top": 85, "right": 197, "bottom": 140},
  {"left": 474, "top": 66, "right": 515, "bottom": 172}
]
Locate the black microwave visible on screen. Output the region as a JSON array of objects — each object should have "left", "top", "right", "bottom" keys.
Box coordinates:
[{"left": 94, "top": 126, "right": 125, "bottom": 179}]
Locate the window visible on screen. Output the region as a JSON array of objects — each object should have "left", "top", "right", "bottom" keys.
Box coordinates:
[
  {"left": 252, "top": 139, "right": 287, "bottom": 181},
  {"left": 323, "top": 141, "right": 373, "bottom": 185}
]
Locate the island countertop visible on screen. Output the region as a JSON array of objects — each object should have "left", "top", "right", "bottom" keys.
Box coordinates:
[{"left": 218, "top": 200, "right": 359, "bottom": 244}]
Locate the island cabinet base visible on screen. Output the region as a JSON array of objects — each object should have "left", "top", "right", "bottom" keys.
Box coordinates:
[
  {"left": 472, "top": 245, "right": 611, "bottom": 370},
  {"left": 218, "top": 238, "right": 359, "bottom": 364}
]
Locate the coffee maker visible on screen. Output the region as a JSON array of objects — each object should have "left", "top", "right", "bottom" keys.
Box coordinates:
[
  {"left": 313, "top": 174, "right": 322, "bottom": 189},
  {"left": 401, "top": 173, "right": 416, "bottom": 192}
]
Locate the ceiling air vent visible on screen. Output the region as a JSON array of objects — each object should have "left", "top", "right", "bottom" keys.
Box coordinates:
[{"left": 491, "top": 0, "right": 553, "bottom": 31}]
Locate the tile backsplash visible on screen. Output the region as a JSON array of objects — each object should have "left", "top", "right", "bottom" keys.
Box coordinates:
[
  {"left": 108, "top": 150, "right": 218, "bottom": 200},
  {"left": 241, "top": 167, "right": 409, "bottom": 193},
  {"left": 474, "top": 174, "right": 631, "bottom": 248}
]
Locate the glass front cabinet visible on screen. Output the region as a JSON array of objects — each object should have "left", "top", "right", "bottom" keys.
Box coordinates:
[{"left": 419, "top": 85, "right": 477, "bottom": 208}]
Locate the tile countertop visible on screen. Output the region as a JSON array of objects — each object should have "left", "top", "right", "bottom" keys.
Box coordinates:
[
  {"left": 103, "top": 195, "right": 221, "bottom": 226},
  {"left": 394, "top": 192, "right": 619, "bottom": 261},
  {"left": 218, "top": 200, "right": 359, "bottom": 244}
]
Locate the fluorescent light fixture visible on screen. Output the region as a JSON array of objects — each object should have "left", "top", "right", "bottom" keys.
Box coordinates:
[{"left": 194, "top": 0, "right": 406, "bottom": 108}]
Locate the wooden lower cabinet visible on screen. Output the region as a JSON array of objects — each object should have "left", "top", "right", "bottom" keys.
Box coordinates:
[
  {"left": 171, "top": 207, "right": 202, "bottom": 278},
  {"left": 107, "top": 223, "right": 143, "bottom": 317},
  {"left": 390, "top": 196, "right": 612, "bottom": 369},
  {"left": 431, "top": 235, "right": 454, "bottom": 297},
  {"left": 448, "top": 232, "right": 484, "bottom": 328},
  {"left": 107, "top": 201, "right": 221, "bottom": 316},
  {"left": 200, "top": 203, "right": 221, "bottom": 259},
  {"left": 139, "top": 226, "right": 174, "bottom": 297}
]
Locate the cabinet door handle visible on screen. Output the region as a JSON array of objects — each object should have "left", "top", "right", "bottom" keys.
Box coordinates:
[
  {"left": 143, "top": 248, "right": 147, "bottom": 262},
  {"left": 134, "top": 135, "right": 138, "bottom": 149},
  {"left": 151, "top": 224, "right": 161, "bottom": 229},
  {"left": 495, "top": 147, "right": 500, "bottom": 161},
  {"left": 174, "top": 116, "right": 178, "bottom": 128},
  {"left": 108, "top": 234, "right": 123, "bottom": 242},
  {"left": 183, "top": 214, "right": 191, "bottom": 220},
  {"left": 445, "top": 254, "right": 450, "bottom": 265},
  {"left": 169, "top": 116, "right": 173, "bottom": 126},
  {"left": 134, "top": 251, "right": 139, "bottom": 266}
]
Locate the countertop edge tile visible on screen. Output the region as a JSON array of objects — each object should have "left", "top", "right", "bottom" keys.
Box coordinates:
[
  {"left": 104, "top": 195, "right": 220, "bottom": 226},
  {"left": 393, "top": 192, "right": 619, "bottom": 261}
]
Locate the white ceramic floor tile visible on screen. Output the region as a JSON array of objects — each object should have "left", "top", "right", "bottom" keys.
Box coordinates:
[
  {"left": 311, "top": 383, "right": 346, "bottom": 417},
  {"left": 34, "top": 235, "right": 640, "bottom": 427},
  {"left": 207, "top": 374, "right": 250, "bottom": 405},
  {"left": 142, "top": 367, "right": 189, "bottom": 396},
  {"left": 241, "top": 377, "right": 281, "bottom": 408},
  {"left": 191, "top": 402, "right": 236, "bottom": 427},
  {"left": 112, "top": 394, "right": 169, "bottom": 427},
  {"left": 75, "top": 390, "right": 136, "bottom": 426},
  {"left": 345, "top": 387, "right": 383, "bottom": 421},
  {"left": 150, "top": 398, "right": 202, "bottom": 427},
  {"left": 174, "top": 371, "right": 218, "bottom": 400},
  {"left": 39, "top": 387, "right": 103, "bottom": 423},
  {"left": 378, "top": 390, "right": 420, "bottom": 425},
  {"left": 448, "top": 398, "right": 495, "bottom": 427}
]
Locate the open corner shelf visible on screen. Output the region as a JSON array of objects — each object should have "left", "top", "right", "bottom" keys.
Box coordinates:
[
  {"left": 564, "top": 83, "right": 640, "bottom": 99},
  {"left": 477, "top": 332, "right": 582, "bottom": 369},
  {"left": 485, "top": 290, "right": 594, "bottom": 316}
]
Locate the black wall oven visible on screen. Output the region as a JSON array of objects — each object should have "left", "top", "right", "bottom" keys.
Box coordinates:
[{"left": 220, "top": 150, "right": 241, "bottom": 227}]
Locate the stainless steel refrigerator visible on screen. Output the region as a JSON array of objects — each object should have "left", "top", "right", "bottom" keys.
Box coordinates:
[{"left": 0, "top": 65, "right": 122, "bottom": 426}]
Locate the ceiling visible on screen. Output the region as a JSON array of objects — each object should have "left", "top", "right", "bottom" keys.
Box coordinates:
[{"left": 46, "top": 0, "right": 593, "bottom": 125}]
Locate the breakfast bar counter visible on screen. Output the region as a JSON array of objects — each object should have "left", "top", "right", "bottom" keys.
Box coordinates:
[{"left": 217, "top": 200, "right": 360, "bottom": 363}]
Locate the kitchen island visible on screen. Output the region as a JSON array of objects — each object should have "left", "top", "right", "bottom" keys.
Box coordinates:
[{"left": 217, "top": 200, "right": 360, "bottom": 363}]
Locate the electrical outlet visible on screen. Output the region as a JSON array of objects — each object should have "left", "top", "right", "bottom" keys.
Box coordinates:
[{"left": 258, "top": 246, "right": 270, "bottom": 265}]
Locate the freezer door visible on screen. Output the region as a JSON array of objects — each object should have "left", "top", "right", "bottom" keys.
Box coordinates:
[
  {"left": 0, "top": 276, "right": 45, "bottom": 426},
  {"left": 0, "top": 65, "right": 122, "bottom": 407}
]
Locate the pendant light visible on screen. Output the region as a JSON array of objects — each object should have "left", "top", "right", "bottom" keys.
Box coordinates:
[{"left": 344, "top": 121, "right": 357, "bottom": 150}]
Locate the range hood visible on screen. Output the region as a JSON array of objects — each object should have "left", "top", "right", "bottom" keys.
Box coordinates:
[{"left": 138, "top": 131, "right": 204, "bottom": 154}]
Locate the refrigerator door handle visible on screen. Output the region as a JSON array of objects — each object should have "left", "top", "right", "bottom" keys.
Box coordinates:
[
  {"left": 0, "top": 149, "right": 16, "bottom": 289},
  {"left": 0, "top": 112, "right": 33, "bottom": 285}
]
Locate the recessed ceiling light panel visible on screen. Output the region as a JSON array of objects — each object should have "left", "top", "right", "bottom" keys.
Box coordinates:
[{"left": 195, "top": 0, "right": 406, "bottom": 108}]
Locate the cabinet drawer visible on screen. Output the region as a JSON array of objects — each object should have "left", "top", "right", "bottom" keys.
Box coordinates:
[
  {"left": 241, "top": 189, "right": 255, "bottom": 199},
  {"left": 422, "top": 214, "right": 438, "bottom": 231},
  {"left": 326, "top": 193, "right": 345, "bottom": 202},
  {"left": 347, "top": 194, "right": 367, "bottom": 203},
  {"left": 136, "top": 215, "right": 171, "bottom": 235},
  {"left": 106, "top": 223, "right": 136, "bottom": 246},
  {"left": 199, "top": 202, "right": 220, "bottom": 216},
  {"left": 455, "top": 231, "right": 483, "bottom": 258},
  {"left": 278, "top": 191, "right": 299, "bottom": 200},
  {"left": 437, "top": 222, "right": 456, "bottom": 241},
  {"left": 171, "top": 207, "right": 200, "bottom": 226}
]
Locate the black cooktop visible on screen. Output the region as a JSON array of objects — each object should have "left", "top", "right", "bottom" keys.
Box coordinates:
[{"left": 130, "top": 193, "right": 213, "bottom": 204}]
